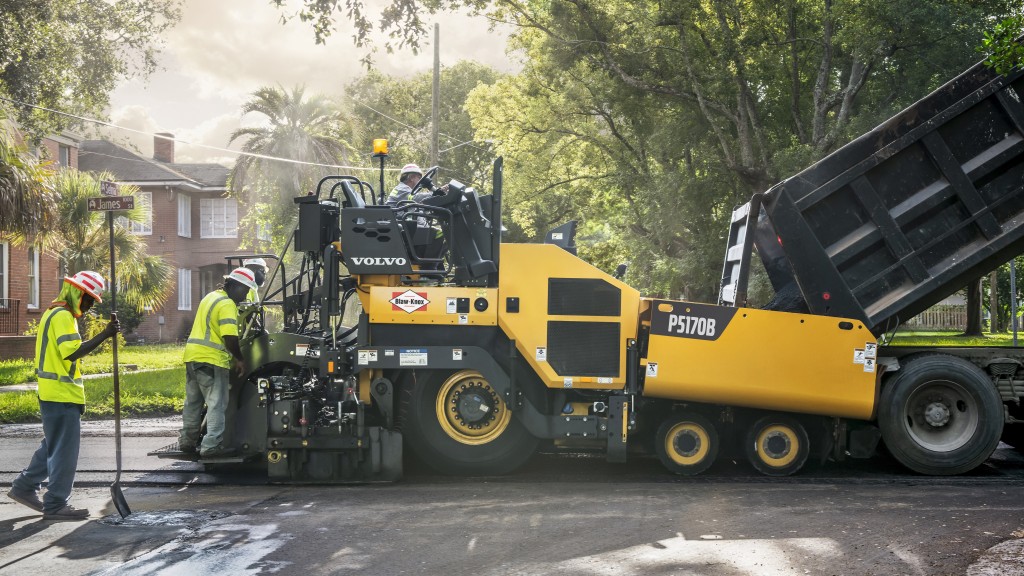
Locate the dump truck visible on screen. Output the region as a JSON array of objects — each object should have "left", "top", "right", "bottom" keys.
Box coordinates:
[{"left": 155, "top": 56, "right": 1024, "bottom": 482}]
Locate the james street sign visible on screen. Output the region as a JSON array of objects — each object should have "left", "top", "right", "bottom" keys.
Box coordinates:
[{"left": 87, "top": 196, "right": 135, "bottom": 211}]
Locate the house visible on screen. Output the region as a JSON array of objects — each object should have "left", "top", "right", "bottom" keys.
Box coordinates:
[
  {"left": 0, "top": 131, "right": 78, "bottom": 359},
  {"left": 79, "top": 134, "right": 257, "bottom": 343}
]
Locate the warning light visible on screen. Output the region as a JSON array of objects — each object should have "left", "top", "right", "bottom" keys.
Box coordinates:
[
  {"left": 372, "top": 139, "right": 389, "bottom": 156},
  {"left": 822, "top": 292, "right": 831, "bottom": 301},
  {"left": 328, "top": 361, "right": 335, "bottom": 373},
  {"left": 777, "top": 235, "right": 783, "bottom": 245}
]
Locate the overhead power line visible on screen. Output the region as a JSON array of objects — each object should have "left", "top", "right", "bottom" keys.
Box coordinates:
[{"left": 0, "top": 96, "right": 402, "bottom": 172}]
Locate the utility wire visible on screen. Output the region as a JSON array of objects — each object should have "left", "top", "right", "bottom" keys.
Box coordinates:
[{"left": 0, "top": 95, "right": 402, "bottom": 172}]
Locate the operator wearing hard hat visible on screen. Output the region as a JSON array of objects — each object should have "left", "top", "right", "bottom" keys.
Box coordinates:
[
  {"left": 8, "top": 271, "right": 120, "bottom": 520},
  {"left": 178, "top": 267, "right": 257, "bottom": 458},
  {"left": 242, "top": 257, "right": 267, "bottom": 303},
  {"left": 386, "top": 163, "right": 446, "bottom": 260}
]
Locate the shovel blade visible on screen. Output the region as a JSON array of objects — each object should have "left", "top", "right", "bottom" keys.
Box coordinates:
[{"left": 111, "top": 483, "right": 131, "bottom": 518}]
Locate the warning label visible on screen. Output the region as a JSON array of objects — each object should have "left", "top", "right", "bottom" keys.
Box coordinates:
[{"left": 390, "top": 290, "right": 429, "bottom": 313}]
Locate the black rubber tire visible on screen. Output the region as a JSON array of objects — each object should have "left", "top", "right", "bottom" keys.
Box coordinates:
[
  {"left": 745, "top": 414, "right": 810, "bottom": 476},
  {"left": 1000, "top": 423, "right": 1024, "bottom": 451},
  {"left": 655, "top": 412, "right": 719, "bottom": 476},
  {"left": 400, "top": 370, "right": 538, "bottom": 476},
  {"left": 878, "top": 354, "right": 1003, "bottom": 475}
]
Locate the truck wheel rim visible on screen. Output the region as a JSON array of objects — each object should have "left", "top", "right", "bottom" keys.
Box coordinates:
[
  {"left": 755, "top": 425, "right": 797, "bottom": 467},
  {"left": 665, "top": 422, "right": 710, "bottom": 466},
  {"left": 435, "top": 371, "right": 512, "bottom": 445},
  {"left": 903, "top": 379, "right": 978, "bottom": 451}
]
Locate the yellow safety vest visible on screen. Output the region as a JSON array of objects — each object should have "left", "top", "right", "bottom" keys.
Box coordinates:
[
  {"left": 35, "top": 306, "right": 85, "bottom": 404},
  {"left": 183, "top": 290, "right": 239, "bottom": 369}
]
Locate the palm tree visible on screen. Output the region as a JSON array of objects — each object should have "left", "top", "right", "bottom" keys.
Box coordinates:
[
  {"left": 0, "top": 128, "right": 56, "bottom": 237},
  {"left": 43, "top": 169, "right": 174, "bottom": 310},
  {"left": 228, "top": 85, "right": 356, "bottom": 242}
]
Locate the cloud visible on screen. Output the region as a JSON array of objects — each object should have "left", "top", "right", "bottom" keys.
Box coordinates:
[{"left": 100, "top": 106, "right": 242, "bottom": 166}]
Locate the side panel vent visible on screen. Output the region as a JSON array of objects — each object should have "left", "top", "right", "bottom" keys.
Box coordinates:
[
  {"left": 547, "top": 321, "right": 620, "bottom": 377},
  {"left": 548, "top": 278, "right": 620, "bottom": 316}
]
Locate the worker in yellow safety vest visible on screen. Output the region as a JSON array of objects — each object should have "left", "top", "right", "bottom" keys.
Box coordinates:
[
  {"left": 7, "top": 271, "right": 119, "bottom": 521},
  {"left": 178, "top": 267, "right": 257, "bottom": 458}
]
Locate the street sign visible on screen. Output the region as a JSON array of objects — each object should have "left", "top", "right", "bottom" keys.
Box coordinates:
[
  {"left": 100, "top": 180, "right": 120, "bottom": 196},
  {"left": 87, "top": 196, "right": 135, "bottom": 212}
]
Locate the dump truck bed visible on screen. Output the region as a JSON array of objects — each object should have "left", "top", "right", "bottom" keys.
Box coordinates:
[{"left": 722, "top": 61, "right": 1024, "bottom": 333}]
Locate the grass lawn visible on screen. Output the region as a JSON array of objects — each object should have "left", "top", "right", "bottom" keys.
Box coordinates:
[
  {"left": 0, "top": 343, "right": 184, "bottom": 386},
  {"left": 0, "top": 367, "right": 185, "bottom": 423},
  {"left": 886, "top": 329, "right": 1024, "bottom": 347}
]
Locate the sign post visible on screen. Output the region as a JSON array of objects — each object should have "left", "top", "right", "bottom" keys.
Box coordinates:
[{"left": 88, "top": 180, "right": 133, "bottom": 517}]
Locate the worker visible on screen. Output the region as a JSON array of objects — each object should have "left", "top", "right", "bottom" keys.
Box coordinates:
[
  {"left": 178, "top": 267, "right": 257, "bottom": 458},
  {"left": 386, "top": 163, "right": 446, "bottom": 260},
  {"left": 242, "top": 257, "right": 268, "bottom": 303},
  {"left": 7, "top": 271, "right": 119, "bottom": 520}
]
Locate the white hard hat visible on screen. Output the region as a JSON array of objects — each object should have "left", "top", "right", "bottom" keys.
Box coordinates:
[
  {"left": 65, "top": 271, "right": 107, "bottom": 302},
  {"left": 400, "top": 163, "right": 422, "bottom": 177},
  {"left": 242, "top": 257, "right": 267, "bottom": 269},
  {"left": 224, "top": 267, "right": 258, "bottom": 291}
]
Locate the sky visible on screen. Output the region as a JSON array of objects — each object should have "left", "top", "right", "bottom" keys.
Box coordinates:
[{"left": 103, "top": 0, "right": 518, "bottom": 166}]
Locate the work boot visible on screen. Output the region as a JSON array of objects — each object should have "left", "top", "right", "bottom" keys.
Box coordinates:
[
  {"left": 200, "top": 446, "right": 238, "bottom": 458},
  {"left": 7, "top": 488, "right": 44, "bottom": 513},
  {"left": 42, "top": 504, "right": 90, "bottom": 521}
]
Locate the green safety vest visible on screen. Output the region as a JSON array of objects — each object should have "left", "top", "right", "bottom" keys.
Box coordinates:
[
  {"left": 35, "top": 306, "right": 85, "bottom": 404},
  {"left": 183, "top": 290, "right": 239, "bottom": 369}
]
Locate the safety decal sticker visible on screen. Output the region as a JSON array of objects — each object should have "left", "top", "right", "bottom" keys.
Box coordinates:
[
  {"left": 453, "top": 349, "right": 463, "bottom": 361},
  {"left": 864, "top": 342, "right": 877, "bottom": 359},
  {"left": 295, "top": 343, "right": 320, "bottom": 357},
  {"left": 384, "top": 349, "right": 395, "bottom": 357},
  {"left": 399, "top": 348, "right": 428, "bottom": 366},
  {"left": 458, "top": 314, "right": 469, "bottom": 325},
  {"left": 646, "top": 362, "right": 658, "bottom": 377},
  {"left": 536, "top": 347, "right": 547, "bottom": 361},
  {"left": 447, "top": 297, "right": 457, "bottom": 314},
  {"left": 598, "top": 377, "right": 613, "bottom": 384},
  {"left": 853, "top": 349, "right": 865, "bottom": 364},
  {"left": 357, "top": 349, "right": 378, "bottom": 365},
  {"left": 864, "top": 358, "right": 876, "bottom": 373},
  {"left": 649, "top": 301, "right": 736, "bottom": 341},
  {"left": 551, "top": 232, "right": 564, "bottom": 240},
  {"left": 390, "top": 290, "right": 429, "bottom": 313},
  {"left": 563, "top": 377, "right": 573, "bottom": 388}
]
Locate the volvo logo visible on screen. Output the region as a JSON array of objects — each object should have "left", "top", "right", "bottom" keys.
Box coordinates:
[{"left": 351, "top": 257, "right": 407, "bottom": 266}]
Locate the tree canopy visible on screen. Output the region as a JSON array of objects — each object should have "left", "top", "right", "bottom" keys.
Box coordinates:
[{"left": 0, "top": 0, "right": 182, "bottom": 136}]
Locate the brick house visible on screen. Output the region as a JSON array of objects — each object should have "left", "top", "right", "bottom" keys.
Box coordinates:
[
  {"left": 0, "top": 132, "right": 78, "bottom": 359},
  {"left": 79, "top": 134, "right": 256, "bottom": 343}
]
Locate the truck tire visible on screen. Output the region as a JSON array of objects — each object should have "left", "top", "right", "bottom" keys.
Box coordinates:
[
  {"left": 745, "top": 414, "right": 809, "bottom": 476},
  {"left": 655, "top": 412, "right": 719, "bottom": 476},
  {"left": 400, "top": 370, "right": 538, "bottom": 475},
  {"left": 878, "top": 354, "right": 1003, "bottom": 475}
]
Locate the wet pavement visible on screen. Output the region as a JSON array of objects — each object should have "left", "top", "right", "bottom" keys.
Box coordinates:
[{"left": 0, "top": 418, "right": 1021, "bottom": 575}]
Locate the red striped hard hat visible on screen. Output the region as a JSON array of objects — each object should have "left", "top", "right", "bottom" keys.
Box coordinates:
[
  {"left": 65, "top": 271, "right": 107, "bottom": 302},
  {"left": 224, "top": 267, "right": 258, "bottom": 291}
]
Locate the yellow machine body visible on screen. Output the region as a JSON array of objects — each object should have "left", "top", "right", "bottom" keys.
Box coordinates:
[
  {"left": 643, "top": 299, "right": 879, "bottom": 420},
  {"left": 496, "top": 244, "right": 640, "bottom": 390}
]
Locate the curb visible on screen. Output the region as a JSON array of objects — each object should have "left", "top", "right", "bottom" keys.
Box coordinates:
[{"left": 968, "top": 537, "right": 1024, "bottom": 575}]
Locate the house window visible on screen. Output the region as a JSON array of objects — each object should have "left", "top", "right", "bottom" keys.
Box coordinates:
[
  {"left": 129, "top": 192, "right": 153, "bottom": 235},
  {"left": 200, "top": 198, "right": 238, "bottom": 238},
  {"left": 0, "top": 242, "right": 7, "bottom": 300},
  {"left": 200, "top": 270, "right": 216, "bottom": 297},
  {"left": 27, "top": 246, "right": 40, "bottom": 309},
  {"left": 178, "top": 268, "right": 192, "bottom": 310},
  {"left": 58, "top": 145, "right": 70, "bottom": 167},
  {"left": 177, "top": 193, "right": 192, "bottom": 238}
]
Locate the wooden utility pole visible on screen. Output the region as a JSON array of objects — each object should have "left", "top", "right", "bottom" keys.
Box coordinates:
[{"left": 431, "top": 23, "right": 440, "bottom": 168}]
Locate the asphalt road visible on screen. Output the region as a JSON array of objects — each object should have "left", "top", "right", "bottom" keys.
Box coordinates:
[{"left": 0, "top": 422, "right": 1022, "bottom": 576}]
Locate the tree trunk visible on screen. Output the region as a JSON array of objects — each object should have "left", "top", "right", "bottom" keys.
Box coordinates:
[
  {"left": 964, "top": 277, "right": 984, "bottom": 336},
  {"left": 989, "top": 270, "right": 999, "bottom": 333}
]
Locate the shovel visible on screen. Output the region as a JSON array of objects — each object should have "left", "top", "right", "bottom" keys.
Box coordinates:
[{"left": 107, "top": 209, "right": 132, "bottom": 518}]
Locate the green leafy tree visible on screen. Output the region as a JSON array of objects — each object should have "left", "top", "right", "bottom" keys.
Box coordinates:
[
  {"left": 345, "top": 61, "right": 502, "bottom": 191},
  {"left": 0, "top": 0, "right": 182, "bottom": 137},
  {"left": 981, "top": 15, "right": 1024, "bottom": 74},
  {"left": 0, "top": 128, "right": 54, "bottom": 237},
  {"left": 229, "top": 85, "right": 357, "bottom": 245}
]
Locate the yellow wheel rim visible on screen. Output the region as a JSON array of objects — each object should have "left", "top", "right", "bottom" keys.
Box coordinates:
[
  {"left": 435, "top": 371, "right": 512, "bottom": 445},
  {"left": 755, "top": 424, "right": 799, "bottom": 467},
  {"left": 664, "top": 422, "right": 711, "bottom": 466}
]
